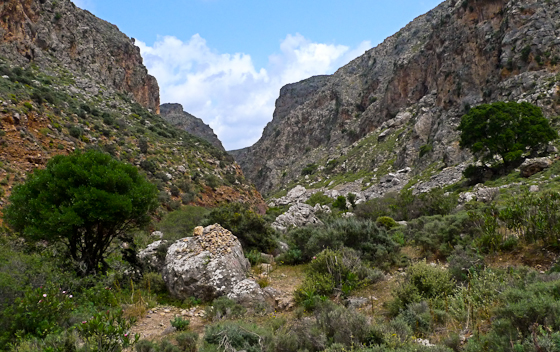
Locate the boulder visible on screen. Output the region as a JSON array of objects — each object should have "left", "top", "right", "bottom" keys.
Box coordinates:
[
  {"left": 151, "top": 231, "right": 163, "bottom": 239},
  {"left": 138, "top": 240, "right": 167, "bottom": 272},
  {"left": 520, "top": 157, "right": 553, "bottom": 177},
  {"left": 162, "top": 224, "right": 250, "bottom": 301},
  {"left": 271, "top": 203, "right": 323, "bottom": 232},
  {"left": 227, "top": 279, "right": 275, "bottom": 310}
]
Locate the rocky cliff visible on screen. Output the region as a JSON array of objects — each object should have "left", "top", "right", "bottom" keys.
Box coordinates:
[
  {"left": 160, "top": 103, "right": 225, "bottom": 151},
  {"left": 0, "top": 0, "right": 265, "bottom": 212},
  {"left": 0, "top": 0, "right": 159, "bottom": 113},
  {"left": 232, "top": 0, "right": 560, "bottom": 197}
]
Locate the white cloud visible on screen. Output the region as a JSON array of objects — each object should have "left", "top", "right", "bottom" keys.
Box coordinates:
[{"left": 137, "top": 34, "right": 371, "bottom": 150}]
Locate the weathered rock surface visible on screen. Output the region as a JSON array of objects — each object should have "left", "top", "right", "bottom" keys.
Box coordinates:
[
  {"left": 162, "top": 224, "right": 250, "bottom": 301},
  {"left": 0, "top": 0, "right": 159, "bottom": 112},
  {"left": 231, "top": 0, "right": 560, "bottom": 197},
  {"left": 271, "top": 203, "right": 327, "bottom": 232},
  {"left": 520, "top": 157, "right": 553, "bottom": 177},
  {"left": 138, "top": 240, "right": 167, "bottom": 273},
  {"left": 160, "top": 103, "right": 225, "bottom": 151}
]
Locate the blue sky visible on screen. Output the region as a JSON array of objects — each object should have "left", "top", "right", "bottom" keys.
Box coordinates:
[{"left": 75, "top": 0, "right": 443, "bottom": 150}]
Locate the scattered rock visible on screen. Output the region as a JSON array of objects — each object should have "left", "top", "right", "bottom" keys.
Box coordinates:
[
  {"left": 271, "top": 203, "right": 323, "bottom": 232},
  {"left": 151, "top": 231, "right": 163, "bottom": 239},
  {"left": 138, "top": 240, "right": 167, "bottom": 272},
  {"left": 520, "top": 157, "right": 552, "bottom": 177},
  {"left": 193, "top": 226, "right": 204, "bottom": 236}
]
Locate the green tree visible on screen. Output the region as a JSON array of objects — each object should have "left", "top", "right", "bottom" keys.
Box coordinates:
[
  {"left": 458, "top": 101, "right": 557, "bottom": 168},
  {"left": 3, "top": 149, "right": 158, "bottom": 276}
]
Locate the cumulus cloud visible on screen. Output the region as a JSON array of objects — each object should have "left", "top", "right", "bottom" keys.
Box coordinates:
[{"left": 137, "top": 34, "right": 371, "bottom": 150}]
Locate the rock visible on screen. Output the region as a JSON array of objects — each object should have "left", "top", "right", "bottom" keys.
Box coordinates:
[
  {"left": 227, "top": 279, "right": 274, "bottom": 310},
  {"left": 271, "top": 203, "right": 323, "bottom": 232},
  {"left": 260, "top": 253, "right": 275, "bottom": 264},
  {"left": 547, "top": 145, "right": 558, "bottom": 154},
  {"left": 287, "top": 185, "right": 307, "bottom": 199},
  {"left": 151, "top": 231, "right": 163, "bottom": 239},
  {"left": 258, "top": 263, "right": 273, "bottom": 273},
  {"left": 520, "top": 157, "right": 553, "bottom": 177},
  {"left": 161, "top": 326, "right": 177, "bottom": 336},
  {"left": 341, "top": 212, "right": 355, "bottom": 218},
  {"left": 138, "top": 240, "right": 167, "bottom": 272},
  {"left": 345, "top": 297, "right": 369, "bottom": 309},
  {"left": 273, "top": 241, "right": 289, "bottom": 257},
  {"left": 313, "top": 203, "right": 332, "bottom": 214},
  {"left": 193, "top": 226, "right": 204, "bottom": 236},
  {"left": 473, "top": 184, "right": 499, "bottom": 203},
  {"left": 459, "top": 192, "right": 475, "bottom": 203},
  {"left": 162, "top": 224, "right": 250, "bottom": 301},
  {"left": 529, "top": 185, "right": 539, "bottom": 192}
]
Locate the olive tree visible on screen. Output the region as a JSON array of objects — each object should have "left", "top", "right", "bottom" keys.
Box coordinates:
[
  {"left": 458, "top": 101, "right": 557, "bottom": 168},
  {"left": 4, "top": 149, "right": 158, "bottom": 276}
]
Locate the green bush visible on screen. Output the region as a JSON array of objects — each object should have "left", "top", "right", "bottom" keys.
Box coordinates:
[
  {"left": 376, "top": 216, "right": 398, "bottom": 229},
  {"left": 305, "top": 192, "right": 334, "bottom": 207},
  {"left": 388, "top": 261, "right": 456, "bottom": 316},
  {"left": 287, "top": 217, "right": 399, "bottom": 267},
  {"left": 76, "top": 308, "right": 139, "bottom": 351},
  {"left": 332, "top": 195, "right": 347, "bottom": 211},
  {"left": 407, "top": 211, "right": 480, "bottom": 258},
  {"left": 176, "top": 331, "right": 198, "bottom": 352},
  {"left": 301, "top": 163, "right": 318, "bottom": 176},
  {"left": 170, "top": 316, "right": 190, "bottom": 331},
  {"left": 295, "top": 248, "right": 382, "bottom": 302},
  {"left": 203, "top": 203, "right": 277, "bottom": 253},
  {"left": 355, "top": 188, "right": 458, "bottom": 222},
  {"left": 157, "top": 206, "right": 210, "bottom": 241},
  {"left": 0, "top": 283, "right": 75, "bottom": 346}
]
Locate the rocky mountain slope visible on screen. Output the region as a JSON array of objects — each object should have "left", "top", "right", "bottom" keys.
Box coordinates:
[
  {"left": 160, "top": 103, "right": 225, "bottom": 151},
  {"left": 0, "top": 0, "right": 264, "bottom": 212},
  {"left": 231, "top": 0, "right": 560, "bottom": 197}
]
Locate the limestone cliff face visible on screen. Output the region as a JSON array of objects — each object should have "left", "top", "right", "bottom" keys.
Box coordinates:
[
  {"left": 0, "top": 0, "right": 159, "bottom": 113},
  {"left": 160, "top": 103, "right": 225, "bottom": 151},
  {"left": 232, "top": 0, "right": 560, "bottom": 196}
]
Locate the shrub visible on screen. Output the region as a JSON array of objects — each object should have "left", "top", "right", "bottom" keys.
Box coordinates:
[
  {"left": 170, "top": 316, "right": 190, "bottom": 331},
  {"left": 176, "top": 331, "right": 198, "bottom": 352},
  {"left": 376, "top": 216, "right": 398, "bottom": 229},
  {"left": 203, "top": 321, "right": 272, "bottom": 352},
  {"left": 76, "top": 308, "right": 139, "bottom": 351},
  {"left": 388, "top": 261, "right": 456, "bottom": 316},
  {"left": 287, "top": 217, "right": 399, "bottom": 266},
  {"left": 68, "top": 125, "right": 82, "bottom": 138},
  {"left": 295, "top": 248, "right": 382, "bottom": 301},
  {"left": 204, "top": 297, "right": 246, "bottom": 321},
  {"left": 301, "top": 163, "right": 318, "bottom": 176},
  {"left": 332, "top": 195, "right": 347, "bottom": 211},
  {"left": 407, "top": 211, "right": 480, "bottom": 258},
  {"left": 203, "top": 203, "right": 277, "bottom": 253},
  {"left": 157, "top": 206, "right": 210, "bottom": 241},
  {"left": 314, "top": 300, "right": 371, "bottom": 347},
  {"left": 305, "top": 192, "right": 334, "bottom": 207},
  {"left": 0, "top": 284, "right": 75, "bottom": 345}
]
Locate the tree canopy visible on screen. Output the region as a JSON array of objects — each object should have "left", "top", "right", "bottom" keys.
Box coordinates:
[
  {"left": 3, "top": 149, "right": 158, "bottom": 276},
  {"left": 458, "top": 101, "right": 557, "bottom": 167}
]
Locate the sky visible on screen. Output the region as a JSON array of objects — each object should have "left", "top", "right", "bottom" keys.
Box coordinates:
[{"left": 74, "top": 0, "right": 443, "bottom": 150}]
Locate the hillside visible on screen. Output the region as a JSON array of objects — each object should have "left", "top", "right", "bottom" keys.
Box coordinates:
[
  {"left": 0, "top": 0, "right": 264, "bottom": 211},
  {"left": 160, "top": 103, "right": 225, "bottom": 151},
  {"left": 231, "top": 0, "right": 560, "bottom": 197}
]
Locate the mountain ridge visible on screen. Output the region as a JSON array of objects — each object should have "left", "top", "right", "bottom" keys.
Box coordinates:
[{"left": 231, "top": 0, "right": 560, "bottom": 197}]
